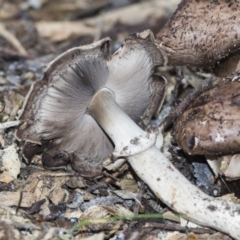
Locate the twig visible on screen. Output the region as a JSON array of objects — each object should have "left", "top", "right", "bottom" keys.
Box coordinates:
[
  {"left": 0, "top": 23, "right": 27, "bottom": 55},
  {"left": 0, "top": 47, "right": 29, "bottom": 60},
  {"left": 87, "top": 164, "right": 128, "bottom": 193},
  {"left": 16, "top": 181, "right": 25, "bottom": 215},
  {"left": 0, "top": 120, "right": 20, "bottom": 130},
  {"left": 145, "top": 222, "right": 216, "bottom": 235},
  {"left": 129, "top": 181, "right": 146, "bottom": 227}
]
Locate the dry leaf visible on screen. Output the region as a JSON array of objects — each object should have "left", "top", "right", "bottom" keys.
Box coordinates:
[
  {"left": 64, "top": 208, "right": 83, "bottom": 219},
  {"left": 36, "top": 0, "right": 180, "bottom": 42},
  {"left": 113, "top": 190, "right": 137, "bottom": 200},
  {"left": 79, "top": 205, "right": 122, "bottom": 233},
  {"left": 0, "top": 191, "right": 37, "bottom": 207},
  {"left": 115, "top": 178, "right": 138, "bottom": 192},
  {"left": 0, "top": 206, "right": 37, "bottom": 226},
  {"left": 103, "top": 158, "right": 126, "bottom": 171},
  {"left": 65, "top": 176, "right": 86, "bottom": 189},
  {"left": 0, "top": 145, "right": 21, "bottom": 183},
  {"left": 23, "top": 171, "right": 73, "bottom": 204},
  {"left": 75, "top": 189, "right": 94, "bottom": 201},
  {"left": 75, "top": 232, "right": 104, "bottom": 240},
  {"left": 0, "top": 3, "right": 18, "bottom": 20},
  {"left": 110, "top": 204, "right": 133, "bottom": 216}
]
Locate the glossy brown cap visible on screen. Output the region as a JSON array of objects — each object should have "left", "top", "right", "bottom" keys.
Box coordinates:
[{"left": 174, "top": 75, "right": 240, "bottom": 156}]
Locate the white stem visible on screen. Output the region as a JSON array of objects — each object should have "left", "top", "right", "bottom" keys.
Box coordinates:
[
  {"left": 129, "top": 148, "right": 240, "bottom": 239},
  {"left": 88, "top": 88, "right": 240, "bottom": 240},
  {"left": 89, "top": 88, "right": 157, "bottom": 156}
]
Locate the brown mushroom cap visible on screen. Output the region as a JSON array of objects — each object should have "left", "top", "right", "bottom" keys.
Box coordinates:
[
  {"left": 156, "top": 0, "right": 240, "bottom": 68},
  {"left": 174, "top": 75, "right": 240, "bottom": 156},
  {"left": 16, "top": 30, "right": 164, "bottom": 177}
]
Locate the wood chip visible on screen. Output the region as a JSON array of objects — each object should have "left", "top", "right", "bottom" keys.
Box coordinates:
[
  {"left": 0, "top": 145, "right": 21, "bottom": 183},
  {"left": 0, "top": 191, "right": 37, "bottom": 207}
]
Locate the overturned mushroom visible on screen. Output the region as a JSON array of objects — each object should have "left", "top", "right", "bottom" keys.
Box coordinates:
[
  {"left": 156, "top": 0, "right": 240, "bottom": 70},
  {"left": 16, "top": 30, "right": 165, "bottom": 178}
]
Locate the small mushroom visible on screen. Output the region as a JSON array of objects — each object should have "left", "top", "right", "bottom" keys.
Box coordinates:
[
  {"left": 156, "top": 0, "right": 240, "bottom": 70},
  {"left": 16, "top": 30, "right": 165, "bottom": 177},
  {"left": 174, "top": 74, "right": 240, "bottom": 180},
  {"left": 174, "top": 77, "right": 240, "bottom": 156}
]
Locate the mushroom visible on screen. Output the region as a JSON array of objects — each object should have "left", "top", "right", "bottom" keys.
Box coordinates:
[
  {"left": 156, "top": 0, "right": 240, "bottom": 71},
  {"left": 16, "top": 30, "right": 166, "bottom": 178},
  {"left": 88, "top": 77, "right": 240, "bottom": 240},
  {"left": 16, "top": 29, "right": 240, "bottom": 239},
  {"left": 155, "top": 0, "right": 240, "bottom": 181},
  {"left": 174, "top": 74, "right": 240, "bottom": 180}
]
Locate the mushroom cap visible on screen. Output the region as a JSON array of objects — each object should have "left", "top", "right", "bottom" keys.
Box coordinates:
[
  {"left": 157, "top": 0, "right": 240, "bottom": 68},
  {"left": 16, "top": 30, "right": 164, "bottom": 177},
  {"left": 174, "top": 76, "right": 240, "bottom": 156}
]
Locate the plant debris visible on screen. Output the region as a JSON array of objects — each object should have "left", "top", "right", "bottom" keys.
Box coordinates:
[{"left": 0, "top": 0, "right": 240, "bottom": 239}]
